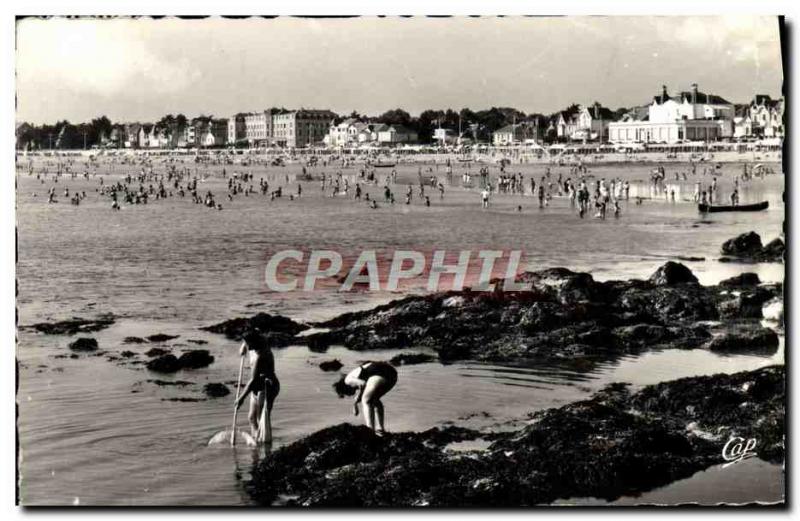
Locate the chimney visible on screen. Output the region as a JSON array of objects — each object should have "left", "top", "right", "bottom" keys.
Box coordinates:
[
  {"left": 691, "top": 83, "right": 698, "bottom": 104},
  {"left": 661, "top": 85, "right": 667, "bottom": 104}
]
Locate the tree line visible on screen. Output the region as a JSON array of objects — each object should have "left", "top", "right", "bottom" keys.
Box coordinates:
[{"left": 16, "top": 104, "right": 630, "bottom": 149}]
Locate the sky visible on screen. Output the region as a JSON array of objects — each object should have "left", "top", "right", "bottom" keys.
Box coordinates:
[{"left": 15, "top": 16, "right": 784, "bottom": 124}]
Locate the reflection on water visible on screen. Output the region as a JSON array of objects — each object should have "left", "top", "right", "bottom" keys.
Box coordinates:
[
  {"left": 555, "top": 458, "right": 784, "bottom": 506},
  {"left": 16, "top": 160, "right": 784, "bottom": 505}
]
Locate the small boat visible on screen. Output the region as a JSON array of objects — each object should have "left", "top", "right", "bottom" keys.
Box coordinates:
[
  {"left": 698, "top": 201, "right": 769, "bottom": 213},
  {"left": 373, "top": 161, "right": 396, "bottom": 168}
]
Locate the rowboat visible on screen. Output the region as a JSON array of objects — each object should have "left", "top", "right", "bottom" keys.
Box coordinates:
[
  {"left": 373, "top": 162, "right": 396, "bottom": 168},
  {"left": 698, "top": 201, "right": 769, "bottom": 213}
]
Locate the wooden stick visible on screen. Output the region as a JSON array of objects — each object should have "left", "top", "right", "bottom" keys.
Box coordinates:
[{"left": 231, "top": 353, "right": 246, "bottom": 446}]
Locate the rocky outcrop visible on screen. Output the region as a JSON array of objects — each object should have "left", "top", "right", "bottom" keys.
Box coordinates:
[
  {"left": 721, "top": 232, "right": 784, "bottom": 263},
  {"left": 146, "top": 354, "right": 181, "bottom": 373},
  {"left": 390, "top": 353, "right": 436, "bottom": 366},
  {"left": 146, "top": 349, "right": 215, "bottom": 372},
  {"left": 649, "top": 261, "right": 699, "bottom": 286},
  {"left": 201, "top": 312, "right": 308, "bottom": 339},
  {"left": 247, "top": 366, "right": 784, "bottom": 507},
  {"left": 707, "top": 323, "right": 780, "bottom": 353},
  {"left": 26, "top": 315, "right": 115, "bottom": 335},
  {"left": 203, "top": 383, "right": 230, "bottom": 398},
  {"left": 145, "top": 347, "right": 171, "bottom": 357},
  {"left": 147, "top": 333, "right": 180, "bottom": 342},
  {"left": 177, "top": 350, "right": 214, "bottom": 369},
  {"left": 719, "top": 273, "right": 761, "bottom": 287},
  {"left": 304, "top": 263, "right": 780, "bottom": 363},
  {"left": 68, "top": 337, "right": 98, "bottom": 352},
  {"left": 319, "top": 359, "right": 344, "bottom": 372}
]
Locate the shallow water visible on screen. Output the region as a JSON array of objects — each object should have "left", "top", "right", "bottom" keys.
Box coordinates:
[
  {"left": 554, "top": 457, "right": 784, "bottom": 506},
  {"left": 16, "top": 158, "right": 785, "bottom": 505}
]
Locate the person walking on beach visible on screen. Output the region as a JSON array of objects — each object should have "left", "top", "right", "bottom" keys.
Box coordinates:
[
  {"left": 343, "top": 361, "right": 398, "bottom": 436},
  {"left": 234, "top": 329, "right": 280, "bottom": 444},
  {"left": 481, "top": 188, "right": 490, "bottom": 208}
]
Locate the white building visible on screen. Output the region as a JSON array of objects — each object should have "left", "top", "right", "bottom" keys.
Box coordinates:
[
  {"left": 573, "top": 103, "right": 614, "bottom": 141},
  {"left": 748, "top": 95, "right": 784, "bottom": 138},
  {"left": 608, "top": 84, "right": 733, "bottom": 144},
  {"left": 227, "top": 113, "right": 246, "bottom": 144},
  {"left": 327, "top": 118, "right": 361, "bottom": 147},
  {"left": 376, "top": 124, "right": 418, "bottom": 145},
  {"left": 243, "top": 110, "right": 275, "bottom": 146}
]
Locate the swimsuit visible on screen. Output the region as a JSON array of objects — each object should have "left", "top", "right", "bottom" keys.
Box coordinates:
[{"left": 357, "top": 362, "right": 398, "bottom": 389}]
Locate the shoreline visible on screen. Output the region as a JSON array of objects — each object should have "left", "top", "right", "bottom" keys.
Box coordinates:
[{"left": 15, "top": 149, "right": 783, "bottom": 166}]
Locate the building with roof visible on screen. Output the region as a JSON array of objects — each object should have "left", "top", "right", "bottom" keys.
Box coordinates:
[
  {"left": 573, "top": 103, "right": 615, "bottom": 141},
  {"left": 326, "top": 118, "right": 362, "bottom": 147},
  {"left": 608, "top": 84, "right": 734, "bottom": 144},
  {"left": 555, "top": 107, "right": 581, "bottom": 140},
  {"left": 355, "top": 122, "right": 379, "bottom": 144},
  {"left": 244, "top": 110, "right": 278, "bottom": 146},
  {"left": 376, "top": 124, "right": 418, "bottom": 145},
  {"left": 748, "top": 95, "right": 784, "bottom": 138},
  {"left": 200, "top": 119, "right": 228, "bottom": 147},
  {"left": 492, "top": 121, "right": 543, "bottom": 146},
  {"left": 273, "top": 109, "right": 338, "bottom": 148},
  {"left": 124, "top": 124, "right": 141, "bottom": 148},
  {"left": 228, "top": 113, "right": 247, "bottom": 144}
]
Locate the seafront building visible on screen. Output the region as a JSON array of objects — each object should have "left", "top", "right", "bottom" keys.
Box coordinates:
[
  {"left": 273, "top": 109, "right": 337, "bottom": 148},
  {"left": 326, "top": 118, "right": 362, "bottom": 147},
  {"left": 227, "top": 113, "right": 247, "bottom": 144},
  {"left": 608, "top": 84, "right": 735, "bottom": 144},
  {"left": 747, "top": 95, "right": 785, "bottom": 138},
  {"left": 325, "top": 119, "right": 420, "bottom": 147},
  {"left": 243, "top": 110, "right": 277, "bottom": 147},
  {"left": 375, "top": 124, "right": 418, "bottom": 145},
  {"left": 493, "top": 121, "right": 542, "bottom": 146},
  {"left": 15, "top": 83, "right": 783, "bottom": 151}
]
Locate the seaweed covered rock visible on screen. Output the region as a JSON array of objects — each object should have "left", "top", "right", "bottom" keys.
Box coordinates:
[
  {"left": 146, "top": 354, "right": 181, "bottom": 373},
  {"left": 307, "top": 262, "right": 779, "bottom": 365},
  {"left": 390, "top": 352, "right": 436, "bottom": 366},
  {"left": 319, "top": 359, "right": 344, "bottom": 372},
  {"left": 177, "top": 350, "right": 215, "bottom": 369},
  {"left": 203, "top": 383, "right": 230, "bottom": 398},
  {"left": 648, "top": 261, "right": 699, "bottom": 286},
  {"left": 707, "top": 323, "right": 780, "bottom": 354},
  {"left": 719, "top": 273, "right": 761, "bottom": 287},
  {"left": 147, "top": 333, "right": 180, "bottom": 342},
  {"left": 27, "top": 315, "right": 115, "bottom": 335},
  {"left": 502, "top": 267, "right": 599, "bottom": 303},
  {"left": 722, "top": 231, "right": 764, "bottom": 257},
  {"left": 721, "top": 232, "right": 784, "bottom": 263},
  {"left": 762, "top": 238, "right": 786, "bottom": 261},
  {"left": 68, "top": 337, "right": 98, "bottom": 352},
  {"left": 716, "top": 286, "right": 778, "bottom": 319},
  {"left": 201, "top": 312, "right": 308, "bottom": 339},
  {"left": 247, "top": 366, "right": 784, "bottom": 506}
]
